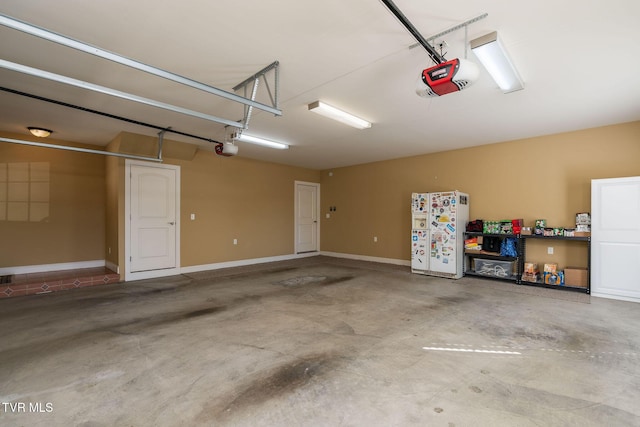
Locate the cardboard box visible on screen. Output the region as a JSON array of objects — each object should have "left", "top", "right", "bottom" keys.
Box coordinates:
[
  {"left": 522, "top": 263, "right": 540, "bottom": 283},
  {"left": 574, "top": 231, "right": 591, "bottom": 237},
  {"left": 576, "top": 212, "right": 591, "bottom": 225},
  {"left": 565, "top": 267, "right": 588, "bottom": 288},
  {"left": 544, "top": 263, "right": 558, "bottom": 273},
  {"left": 520, "top": 227, "right": 532, "bottom": 235}
]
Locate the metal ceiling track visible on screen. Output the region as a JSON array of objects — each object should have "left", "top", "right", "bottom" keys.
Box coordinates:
[
  {"left": 0, "top": 13, "right": 282, "bottom": 120},
  {"left": 0, "top": 86, "right": 224, "bottom": 145},
  {"left": 0, "top": 59, "right": 245, "bottom": 129},
  {"left": 0, "top": 136, "right": 164, "bottom": 162},
  {"left": 0, "top": 86, "right": 227, "bottom": 163}
]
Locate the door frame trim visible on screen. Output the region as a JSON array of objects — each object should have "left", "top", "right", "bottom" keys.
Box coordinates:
[
  {"left": 294, "top": 181, "right": 320, "bottom": 254},
  {"left": 124, "top": 159, "right": 181, "bottom": 281}
]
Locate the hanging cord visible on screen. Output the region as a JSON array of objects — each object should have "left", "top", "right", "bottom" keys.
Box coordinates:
[{"left": 0, "top": 86, "right": 223, "bottom": 145}]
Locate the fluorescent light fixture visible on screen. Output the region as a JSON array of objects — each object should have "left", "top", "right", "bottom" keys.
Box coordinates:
[
  {"left": 470, "top": 31, "right": 524, "bottom": 93},
  {"left": 308, "top": 101, "right": 371, "bottom": 129},
  {"left": 233, "top": 133, "right": 289, "bottom": 150},
  {"left": 27, "top": 127, "right": 52, "bottom": 137}
]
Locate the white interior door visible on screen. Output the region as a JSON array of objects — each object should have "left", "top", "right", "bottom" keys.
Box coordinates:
[
  {"left": 295, "top": 182, "right": 319, "bottom": 253},
  {"left": 592, "top": 176, "right": 640, "bottom": 302},
  {"left": 130, "top": 163, "right": 178, "bottom": 273}
]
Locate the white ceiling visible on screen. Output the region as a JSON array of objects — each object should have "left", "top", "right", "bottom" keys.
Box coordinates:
[{"left": 1, "top": 0, "right": 639, "bottom": 170}]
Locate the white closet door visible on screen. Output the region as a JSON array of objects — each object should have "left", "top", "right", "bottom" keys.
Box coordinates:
[
  {"left": 295, "top": 182, "right": 319, "bottom": 253},
  {"left": 591, "top": 176, "right": 640, "bottom": 302},
  {"left": 131, "top": 164, "right": 177, "bottom": 273}
]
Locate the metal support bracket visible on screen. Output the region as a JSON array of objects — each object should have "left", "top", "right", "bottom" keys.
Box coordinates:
[
  {"left": 409, "top": 13, "right": 489, "bottom": 59},
  {"left": 239, "top": 76, "right": 261, "bottom": 132},
  {"left": 225, "top": 61, "right": 281, "bottom": 138},
  {"left": 157, "top": 128, "right": 170, "bottom": 161},
  {"left": 233, "top": 61, "right": 280, "bottom": 112}
]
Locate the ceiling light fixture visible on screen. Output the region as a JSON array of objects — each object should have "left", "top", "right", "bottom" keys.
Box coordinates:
[
  {"left": 27, "top": 127, "right": 52, "bottom": 137},
  {"left": 470, "top": 31, "right": 524, "bottom": 93},
  {"left": 233, "top": 133, "right": 289, "bottom": 150},
  {"left": 308, "top": 101, "right": 371, "bottom": 129}
]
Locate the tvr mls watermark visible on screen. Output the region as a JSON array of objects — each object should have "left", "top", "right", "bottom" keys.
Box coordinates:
[{"left": 1, "top": 402, "right": 54, "bottom": 413}]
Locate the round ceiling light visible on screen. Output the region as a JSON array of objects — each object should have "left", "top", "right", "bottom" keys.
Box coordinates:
[{"left": 27, "top": 127, "right": 53, "bottom": 138}]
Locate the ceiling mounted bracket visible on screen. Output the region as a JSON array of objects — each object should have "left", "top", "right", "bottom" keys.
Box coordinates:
[
  {"left": 409, "top": 13, "right": 489, "bottom": 58},
  {"left": 0, "top": 13, "right": 282, "bottom": 116},
  {"left": 157, "top": 127, "right": 171, "bottom": 161},
  {"left": 233, "top": 61, "right": 280, "bottom": 116},
  {"left": 418, "top": 13, "right": 489, "bottom": 49}
]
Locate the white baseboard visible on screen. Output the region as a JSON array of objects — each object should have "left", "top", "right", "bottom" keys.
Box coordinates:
[
  {"left": 180, "top": 252, "right": 320, "bottom": 275},
  {"left": 105, "top": 261, "right": 119, "bottom": 274},
  {"left": 0, "top": 253, "right": 407, "bottom": 280},
  {"left": 125, "top": 266, "right": 181, "bottom": 282},
  {"left": 320, "top": 251, "right": 410, "bottom": 267},
  {"left": 591, "top": 292, "right": 640, "bottom": 304},
  {"left": 0, "top": 260, "right": 105, "bottom": 276}
]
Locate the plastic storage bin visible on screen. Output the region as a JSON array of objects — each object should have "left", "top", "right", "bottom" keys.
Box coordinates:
[{"left": 473, "top": 259, "right": 515, "bottom": 278}]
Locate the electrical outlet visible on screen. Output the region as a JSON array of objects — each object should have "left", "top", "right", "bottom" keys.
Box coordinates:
[
  {"left": 190, "top": 213, "right": 195, "bottom": 220},
  {"left": 233, "top": 239, "right": 238, "bottom": 245},
  {"left": 374, "top": 236, "right": 378, "bottom": 242},
  {"left": 547, "top": 247, "right": 554, "bottom": 255}
]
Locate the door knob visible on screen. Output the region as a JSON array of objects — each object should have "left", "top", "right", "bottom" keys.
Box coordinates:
[{"left": 168, "top": 221, "right": 175, "bottom": 225}]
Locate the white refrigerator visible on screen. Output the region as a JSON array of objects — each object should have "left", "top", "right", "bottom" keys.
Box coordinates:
[{"left": 411, "top": 191, "right": 469, "bottom": 279}]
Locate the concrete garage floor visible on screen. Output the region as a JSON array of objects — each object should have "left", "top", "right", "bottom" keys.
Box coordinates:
[{"left": 1, "top": 256, "right": 639, "bottom": 427}]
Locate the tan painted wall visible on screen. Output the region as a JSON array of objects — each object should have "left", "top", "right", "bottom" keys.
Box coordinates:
[
  {"left": 0, "top": 131, "right": 105, "bottom": 267},
  {"left": 176, "top": 150, "right": 320, "bottom": 266},
  {"left": 105, "top": 132, "right": 321, "bottom": 271},
  {"left": 3, "top": 130, "right": 319, "bottom": 272},
  {"left": 4, "top": 121, "right": 639, "bottom": 275},
  {"left": 320, "top": 121, "right": 640, "bottom": 270}
]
